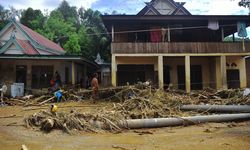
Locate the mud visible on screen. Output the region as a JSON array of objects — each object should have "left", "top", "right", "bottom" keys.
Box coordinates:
[{"left": 1, "top": 101, "right": 250, "bottom": 150}]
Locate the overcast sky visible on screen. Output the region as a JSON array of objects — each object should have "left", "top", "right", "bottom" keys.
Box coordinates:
[{"left": 1, "top": 0, "right": 249, "bottom": 15}]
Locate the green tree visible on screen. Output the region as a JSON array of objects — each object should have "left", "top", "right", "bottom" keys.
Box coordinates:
[
  {"left": 78, "top": 26, "right": 94, "bottom": 59},
  {"left": 41, "top": 10, "right": 76, "bottom": 44},
  {"left": 57, "top": 0, "right": 79, "bottom": 27},
  {"left": 79, "top": 8, "right": 110, "bottom": 61},
  {"left": 0, "top": 5, "right": 10, "bottom": 29},
  {"left": 20, "top": 8, "right": 45, "bottom": 30},
  {"left": 63, "top": 33, "right": 81, "bottom": 55}
]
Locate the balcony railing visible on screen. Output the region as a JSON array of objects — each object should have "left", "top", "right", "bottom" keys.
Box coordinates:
[{"left": 112, "top": 42, "right": 250, "bottom": 54}]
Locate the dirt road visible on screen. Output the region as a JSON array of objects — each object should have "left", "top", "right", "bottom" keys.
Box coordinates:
[{"left": 0, "top": 101, "right": 250, "bottom": 150}]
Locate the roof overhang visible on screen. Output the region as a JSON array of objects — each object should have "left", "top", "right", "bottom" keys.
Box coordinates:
[
  {"left": 0, "top": 54, "right": 99, "bottom": 68},
  {"left": 102, "top": 15, "right": 250, "bottom": 29}
]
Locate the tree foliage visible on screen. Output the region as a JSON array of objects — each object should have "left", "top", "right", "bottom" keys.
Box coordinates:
[
  {"left": 20, "top": 8, "right": 45, "bottom": 30},
  {"left": 1, "top": 1, "right": 110, "bottom": 62}
]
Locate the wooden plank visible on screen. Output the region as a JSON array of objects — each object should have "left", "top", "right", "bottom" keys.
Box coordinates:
[{"left": 112, "top": 42, "right": 250, "bottom": 54}]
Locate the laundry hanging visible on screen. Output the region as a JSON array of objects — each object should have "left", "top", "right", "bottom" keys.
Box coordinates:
[
  {"left": 208, "top": 20, "right": 219, "bottom": 30},
  {"left": 150, "top": 29, "right": 162, "bottom": 42},
  {"left": 237, "top": 22, "right": 248, "bottom": 37}
]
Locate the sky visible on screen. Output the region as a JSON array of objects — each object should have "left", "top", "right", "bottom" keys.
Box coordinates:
[{"left": 0, "top": 0, "right": 249, "bottom": 15}]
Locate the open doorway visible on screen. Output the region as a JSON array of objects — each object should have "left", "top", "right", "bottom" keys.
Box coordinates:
[
  {"left": 227, "top": 69, "right": 240, "bottom": 89},
  {"left": 16, "top": 65, "right": 27, "bottom": 86},
  {"left": 177, "top": 65, "right": 185, "bottom": 90},
  {"left": 191, "top": 65, "right": 203, "bottom": 90},
  {"left": 164, "top": 65, "right": 170, "bottom": 89}
]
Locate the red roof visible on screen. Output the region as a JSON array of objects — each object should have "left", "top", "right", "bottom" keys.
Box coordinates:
[
  {"left": 16, "top": 39, "right": 39, "bottom": 55},
  {"left": 18, "top": 23, "right": 65, "bottom": 52}
]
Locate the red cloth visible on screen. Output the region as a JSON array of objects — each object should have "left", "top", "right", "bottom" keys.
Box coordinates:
[{"left": 150, "top": 30, "right": 162, "bottom": 43}]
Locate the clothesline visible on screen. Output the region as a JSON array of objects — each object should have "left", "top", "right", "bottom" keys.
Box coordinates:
[{"left": 86, "top": 24, "right": 238, "bottom": 36}]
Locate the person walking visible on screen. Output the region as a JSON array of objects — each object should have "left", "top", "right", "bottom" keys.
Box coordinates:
[{"left": 91, "top": 73, "right": 99, "bottom": 102}]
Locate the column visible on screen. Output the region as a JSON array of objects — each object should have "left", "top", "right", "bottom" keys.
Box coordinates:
[
  {"left": 221, "top": 56, "right": 227, "bottom": 89},
  {"left": 158, "top": 56, "right": 164, "bottom": 89},
  {"left": 239, "top": 57, "right": 247, "bottom": 88},
  {"left": 71, "top": 61, "right": 75, "bottom": 85},
  {"left": 112, "top": 25, "right": 114, "bottom": 42},
  {"left": 216, "top": 56, "right": 227, "bottom": 90},
  {"left": 167, "top": 26, "right": 171, "bottom": 42},
  {"left": 83, "top": 64, "right": 87, "bottom": 87},
  {"left": 185, "top": 56, "right": 191, "bottom": 93},
  {"left": 221, "top": 27, "right": 224, "bottom": 41},
  {"left": 26, "top": 63, "right": 32, "bottom": 89},
  {"left": 111, "top": 55, "right": 117, "bottom": 86}
]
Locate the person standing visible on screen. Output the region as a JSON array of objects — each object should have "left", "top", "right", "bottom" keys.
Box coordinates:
[
  {"left": 91, "top": 73, "right": 99, "bottom": 102},
  {"left": 55, "top": 71, "right": 61, "bottom": 87}
]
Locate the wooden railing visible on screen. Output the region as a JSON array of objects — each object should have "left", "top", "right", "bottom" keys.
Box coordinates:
[{"left": 112, "top": 42, "right": 250, "bottom": 54}]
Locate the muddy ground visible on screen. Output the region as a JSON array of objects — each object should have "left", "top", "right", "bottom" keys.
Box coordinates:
[{"left": 0, "top": 101, "right": 250, "bottom": 150}]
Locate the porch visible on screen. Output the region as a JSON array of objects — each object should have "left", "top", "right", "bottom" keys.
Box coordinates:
[
  {"left": 0, "top": 55, "right": 98, "bottom": 95},
  {"left": 111, "top": 55, "right": 248, "bottom": 93}
]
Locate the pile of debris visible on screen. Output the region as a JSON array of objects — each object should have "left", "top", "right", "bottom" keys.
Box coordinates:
[
  {"left": 25, "top": 109, "right": 124, "bottom": 133},
  {"left": 24, "top": 85, "right": 250, "bottom": 133}
]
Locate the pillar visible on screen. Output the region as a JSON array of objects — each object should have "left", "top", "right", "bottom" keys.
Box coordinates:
[
  {"left": 111, "top": 55, "right": 117, "bottom": 86},
  {"left": 185, "top": 56, "right": 191, "bottom": 93},
  {"left": 216, "top": 56, "right": 227, "bottom": 90},
  {"left": 167, "top": 26, "right": 171, "bottom": 42},
  {"left": 26, "top": 63, "right": 32, "bottom": 89},
  {"left": 71, "top": 61, "right": 75, "bottom": 85},
  {"left": 221, "top": 27, "right": 224, "bottom": 41},
  {"left": 158, "top": 56, "right": 164, "bottom": 89},
  {"left": 239, "top": 57, "right": 247, "bottom": 88},
  {"left": 112, "top": 25, "right": 114, "bottom": 42}
]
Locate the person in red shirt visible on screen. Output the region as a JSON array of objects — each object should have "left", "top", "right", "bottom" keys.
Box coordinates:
[{"left": 91, "top": 73, "right": 99, "bottom": 102}]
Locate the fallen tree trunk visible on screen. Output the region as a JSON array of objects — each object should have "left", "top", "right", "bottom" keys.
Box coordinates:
[
  {"left": 121, "top": 113, "right": 250, "bottom": 129},
  {"left": 180, "top": 105, "right": 250, "bottom": 113}
]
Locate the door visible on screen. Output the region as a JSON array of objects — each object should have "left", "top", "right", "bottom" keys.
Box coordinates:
[
  {"left": 65, "top": 67, "right": 69, "bottom": 84},
  {"left": 16, "top": 65, "right": 27, "bottom": 86},
  {"left": 227, "top": 69, "right": 240, "bottom": 89},
  {"left": 164, "top": 65, "right": 170, "bottom": 89},
  {"left": 191, "top": 65, "right": 203, "bottom": 90},
  {"left": 177, "top": 65, "right": 185, "bottom": 90}
]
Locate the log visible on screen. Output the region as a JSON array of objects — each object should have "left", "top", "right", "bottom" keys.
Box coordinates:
[
  {"left": 38, "top": 96, "right": 55, "bottom": 105},
  {"left": 120, "top": 113, "right": 250, "bottom": 129},
  {"left": 180, "top": 105, "right": 250, "bottom": 113}
]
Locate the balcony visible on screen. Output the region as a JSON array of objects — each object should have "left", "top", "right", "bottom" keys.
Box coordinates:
[{"left": 112, "top": 42, "right": 250, "bottom": 54}]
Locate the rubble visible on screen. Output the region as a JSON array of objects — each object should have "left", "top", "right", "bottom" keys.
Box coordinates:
[{"left": 22, "top": 85, "right": 250, "bottom": 133}]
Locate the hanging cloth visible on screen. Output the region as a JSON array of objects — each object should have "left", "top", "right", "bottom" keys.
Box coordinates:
[
  {"left": 150, "top": 29, "right": 162, "bottom": 43},
  {"left": 208, "top": 20, "right": 219, "bottom": 30},
  {"left": 237, "top": 22, "right": 248, "bottom": 37}
]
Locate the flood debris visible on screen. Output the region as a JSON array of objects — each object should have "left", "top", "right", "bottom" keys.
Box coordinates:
[
  {"left": 24, "top": 110, "right": 123, "bottom": 134},
  {"left": 22, "top": 84, "right": 250, "bottom": 133}
]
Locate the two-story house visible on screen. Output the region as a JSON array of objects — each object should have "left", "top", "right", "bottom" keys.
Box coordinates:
[{"left": 102, "top": 0, "right": 250, "bottom": 93}]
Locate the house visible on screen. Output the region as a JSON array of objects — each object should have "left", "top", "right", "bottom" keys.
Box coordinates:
[
  {"left": 0, "top": 20, "right": 98, "bottom": 95},
  {"left": 102, "top": 0, "right": 250, "bottom": 92},
  {"left": 95, "top": 53, "right": 111, "bottom": 87}
]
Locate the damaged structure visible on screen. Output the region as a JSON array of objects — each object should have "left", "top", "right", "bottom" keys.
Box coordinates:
[
  {"left": 0, "top": 20, "right": 98, "bottom": 94},
  {"left": 102, "top": 0, "right": 250, "bottom": 92}
]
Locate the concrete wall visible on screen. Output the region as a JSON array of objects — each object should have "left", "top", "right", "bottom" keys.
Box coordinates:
[
  {"left": 0, "top": 59, "right": 76, "bottom": 94},
  {"left": 116, "top": 56, "right": 158, "bottom": 70},
  {"left": 115, "top": 56, "right": 214, "bottom": 90},
  {"left": 247, "top": 59, "right": 250, "bottom": 87},
  {"left": 163, "top": 56, "right": 212, "bottom": 89}
]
